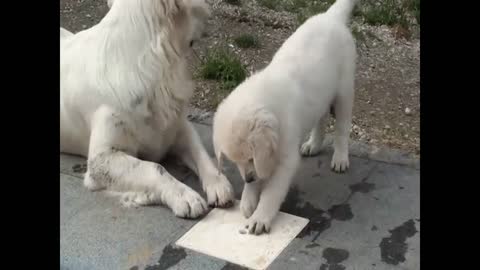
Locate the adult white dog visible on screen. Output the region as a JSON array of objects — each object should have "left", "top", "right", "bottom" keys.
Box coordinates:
[
  {"left": 213, "top": 0, "right": 358, "bottom": 234},
  {"left": 60, "top": 0, "right": 234, "bottom": 219}
]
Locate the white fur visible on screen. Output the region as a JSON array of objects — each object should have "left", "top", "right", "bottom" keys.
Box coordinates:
[
  {"left": 60, "top": 0, "right": 234, "bottom": 219},
  {"left": 213, "top": 0, "right": 358, "bottom": 234}
]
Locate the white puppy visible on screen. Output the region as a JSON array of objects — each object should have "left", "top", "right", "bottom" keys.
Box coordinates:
[
  {"left": 213, "top": 0, "right": 358, "bottom": 234},
  {"left": 60, "top": 0, "right": 235, "bottom": 219}
]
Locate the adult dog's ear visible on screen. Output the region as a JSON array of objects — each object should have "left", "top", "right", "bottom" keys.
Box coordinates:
[
  {"left": 248, "top": 110, "right": 279, "bottom": 180},
  {"left": 189, "top": 0, "right": 211, "bottom": 20}
]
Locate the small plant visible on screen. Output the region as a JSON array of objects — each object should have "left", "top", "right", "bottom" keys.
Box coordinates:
[
  {"left": 234, "top": 34, "right": 260, "bottom": 48},
  {"left": 224, "top": 0, "right": 241, "bottom": 6},
  {"left": 351, "top": 25, "right": 365, "bottom": 43},
  {"left": 199, "top": 49, "right": 247, "bottom": 91}
]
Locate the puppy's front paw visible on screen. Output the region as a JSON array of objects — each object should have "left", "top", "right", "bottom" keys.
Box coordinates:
[
  {"left": 203, "top": 173, "right": 235, "bottom": 208},
  {"left": 170, "top": 187, "right": 208, "bottom": 219},
  {"left": 240, "top": 194, "right": 259, "bottom": 218},
  {"left": 300, "top": 138, "right": 324, "bottom": 156},
  {"left": 331, "top": 151, "right": 349, "bottom": 173},
  {"left": 245, "top": 214, "right": 273, "bottom": 235}
]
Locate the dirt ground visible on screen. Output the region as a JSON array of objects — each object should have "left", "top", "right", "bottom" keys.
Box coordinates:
[{"left": 60, "top": 0, "right": 420, "bottom": 157}]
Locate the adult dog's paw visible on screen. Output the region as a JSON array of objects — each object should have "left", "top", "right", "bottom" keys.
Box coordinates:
[
  {"left": 170, "top": 187, "right": 208, "bottom": 219},
  {"left": 300, "top": 138, "right": 324, "bottom": 157},
  {"left": 244, "top": 214, "right": 273, "bottom": 235},
  {"left": 204, "top": 173, "right": 235, "bottom": 208}
]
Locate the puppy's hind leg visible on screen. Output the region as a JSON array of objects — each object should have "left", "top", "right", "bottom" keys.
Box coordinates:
[
  {"left": 331, "top": 68, "right": 355, "bottom": 173},
  {"left": 300, "top": 115, "right": 328, "bottom": 156},
  {"left": 85, "top": 106, "right": 208, "bottom": 218}
]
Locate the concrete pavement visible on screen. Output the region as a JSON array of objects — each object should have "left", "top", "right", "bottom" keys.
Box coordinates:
[{"left": 60, "top": 122, "right": 420, "bottom": 270}]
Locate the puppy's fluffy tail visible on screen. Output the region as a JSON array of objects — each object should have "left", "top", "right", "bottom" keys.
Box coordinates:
[{"left": 326, "top": 0, "right": 358, "bottom": 24}]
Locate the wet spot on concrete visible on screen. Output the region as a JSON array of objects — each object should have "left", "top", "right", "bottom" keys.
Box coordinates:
[
  {"left": 72, "top": 163, "right": 87, "bottom": 174},
  {"left": 328, "top": 265, "right": 346, "bottom": 270},
  {"left": 281, "top": 187, "right": 331, "bottom": 238},
  {"left": 306, "top": 243, "right": 320, "bottom": 248},
  {"left": 145, "top": 244, "right": 187, "bottom": 270},
  {"left": 323, "top": 248, "right": 349, "bottom": 264},
  {"left": 349, "top": 182, "right": 375, "bottom": 194},
  {"left": 399, "top": 186, "right": 404, "bottom": 190},
  {"left": 379, "top": 219, "right": 418, "bottom": 265},
  {"left": 321, "top": 248, "right": 349, "bottom": 270},
  {"left": 371, "top": 225, "right": 378, "bottom": 231},
  {"left": 299, "top": 250, "right": 310, "bottom": 255},
  {"left": 221, "top": 262, "right": 249, "bottom": 270},
  {"left": 328, "top": 204, "right": 354, "bottom": 221},
  {"left": 374, "top": 197, "right": 379, "bottom": 201},
  {"left": 319, "top": 264, "right": 346, "bottom": 270}
]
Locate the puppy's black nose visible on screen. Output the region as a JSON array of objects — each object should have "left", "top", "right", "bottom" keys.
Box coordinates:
[{"left": 245, "top": 172, "right": 255, "bottom": 183}]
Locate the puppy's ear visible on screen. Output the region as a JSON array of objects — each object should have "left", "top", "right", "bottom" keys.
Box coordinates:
[{"left": 248, "top": 110, "right": 279, "bottom": 180}]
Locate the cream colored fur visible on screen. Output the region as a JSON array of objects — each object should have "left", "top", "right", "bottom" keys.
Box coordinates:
[
  {"left": 60, "top": 0, "right": 234, "bottom": 219},
  {"left": 213, "top": 0, "right": 358, "bottom": 234}
]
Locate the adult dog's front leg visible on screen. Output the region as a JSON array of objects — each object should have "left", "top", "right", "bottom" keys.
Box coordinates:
[
  {"left": 85, "top": 106, "right": 208, "bottom": 218},
  {"left": 172, "top": 119, "right": 235, "bottom": 208},
  {"left": 245, "top": 153, "right": 300, "bottom": 235}
]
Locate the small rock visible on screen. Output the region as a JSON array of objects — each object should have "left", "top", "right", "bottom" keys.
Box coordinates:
[
  {"left": 405, "top": 107, "right": 412, "bottom": 115},
  {"left": 385, "top": 125, "right": 391, "bottom": 129}
]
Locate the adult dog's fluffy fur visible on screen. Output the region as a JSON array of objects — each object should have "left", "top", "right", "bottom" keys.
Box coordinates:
[
  {"left": 213, "top": 0, "right": 358, "bottom": 234},
  {"left": 60, "top": 0, "right": 234, "bottom": 218}
]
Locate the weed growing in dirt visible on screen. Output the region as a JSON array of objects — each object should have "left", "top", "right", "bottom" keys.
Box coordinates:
[
  {"left": 234, "top": 34, "right": 260, "bottom": 48},
  {"left": 199, "top": 49, "right": 247, "bottom": 91}
]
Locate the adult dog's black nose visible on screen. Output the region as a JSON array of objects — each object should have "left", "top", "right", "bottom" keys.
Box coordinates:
[{"left": 245, "top": 172, "right": 255, "bottom": 183}]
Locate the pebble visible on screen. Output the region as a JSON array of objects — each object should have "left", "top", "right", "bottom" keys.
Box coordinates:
[{"left": 405, "top": 107, "right": 412, "bottom": 115}]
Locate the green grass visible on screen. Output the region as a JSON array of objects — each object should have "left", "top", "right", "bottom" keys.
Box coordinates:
[
  {"left": 361, "top": 0, "right": 409, "bottom": 28},
  {"left": 405, "top": 0, "right": 420, "bottom": 23},
  {"left": 257, "top": 0, "right": 277, "bottom": 10},
  {"left": 224, "top": 0, "right": 242, "bottom": 6},
  {"left": 234, "top": 34, "right": 260, "bottom": 48},
  {"left": 199, "top": 49, "right": 247, "bottom": 91}
]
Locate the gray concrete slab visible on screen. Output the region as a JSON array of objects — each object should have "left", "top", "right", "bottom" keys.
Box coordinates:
[{"left": 60, "top": 122, "right": 420, "bottom": 270}]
